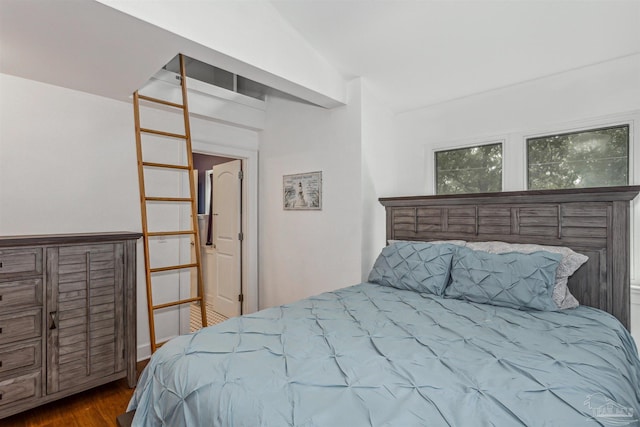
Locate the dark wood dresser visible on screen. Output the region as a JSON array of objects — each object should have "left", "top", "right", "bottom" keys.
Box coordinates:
[{"left": 0, "top": 232, "right": 140, "bottom": 419}]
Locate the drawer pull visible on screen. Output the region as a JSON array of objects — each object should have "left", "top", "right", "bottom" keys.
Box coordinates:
[{"left": 49, "top": 311, "right": 57, "bottom": 330}]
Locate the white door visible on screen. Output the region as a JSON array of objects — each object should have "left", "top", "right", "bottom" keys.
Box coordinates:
[{"left": 211, "top": 159, "right": 242, "bottom": 318}]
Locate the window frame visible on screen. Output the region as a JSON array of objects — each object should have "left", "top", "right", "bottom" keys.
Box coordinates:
[
  {"left": 525, "top": 124, "right": 630, "bottom": 191},
  {"left": 432, "top": 139, "right": 505, "bottom": 195}
]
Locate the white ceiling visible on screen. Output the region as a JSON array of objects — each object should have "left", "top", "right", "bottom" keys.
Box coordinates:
[
  {"left": 271, "top": 0, "right": 640, "bottom": 112},
  {"left": 1, "top": 0, "right": 638, "bottom": 113},
  {"left": 0, "top": 0, "right": 190, "bottom": 102}
]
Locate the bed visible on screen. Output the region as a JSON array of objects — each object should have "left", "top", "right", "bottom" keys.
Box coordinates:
[{"left": 125, "top": 186, "right": 640, "bottom": 426}]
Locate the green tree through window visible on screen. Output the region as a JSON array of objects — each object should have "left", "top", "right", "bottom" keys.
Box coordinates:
[
  {"left": 435, "top": 143, "right": 502, "bottom": 194},
  {"left": 527, "top": 125, "right": 629, "bottom": 190}
]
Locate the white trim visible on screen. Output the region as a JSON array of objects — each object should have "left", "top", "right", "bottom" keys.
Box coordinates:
[
  {"left": 137, "top": 343, "right": 151, "bottom": 362},
  {"left": 429, "top": 136, "right": 507, "bottom": 195},
  {"left": 205, "top": 170, "right": 213, "bottom": 215},
  {"left": 138, "top": 72, "right": 266, "bottom": 132},
  {"left": 191, "top": 141, "right": 259, "bottom": 315},
  {"left": 151, "top": 69, "right": 267, "bottom": 111},
  {"left": 137, "top": 334, "right": 179, "bottom": 362},
  {"left": 521, "top": 112, "right": 637, "bottom": 190}
]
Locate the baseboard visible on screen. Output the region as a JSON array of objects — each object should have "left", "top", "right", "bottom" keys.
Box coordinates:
[
  {"left": 137, "top": 344, "right": 151, "bottom": 362},
  {"left": 137, "top": 334, "right": 179, "bottom": 362}
]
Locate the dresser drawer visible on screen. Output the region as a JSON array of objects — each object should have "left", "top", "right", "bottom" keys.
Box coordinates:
[
  {"left": 0, "top": 370, "right": 42, "bottom": 408},
  {"left": 0, "top": 340, "right": 41, "bottom": 378},
  {"left": 0, "top": 279, "right": 43, "bottom": 310},
  {"left": 0, "top": 248, "right": 43, "bottom": 278},
  {"left": 0, "top": 309, "right": 42, "bottom": 346}
]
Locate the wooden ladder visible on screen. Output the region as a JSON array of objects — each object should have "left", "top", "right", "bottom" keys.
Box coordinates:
[{"left": 132, "top": 54, "right": 207, "bottom": 353}]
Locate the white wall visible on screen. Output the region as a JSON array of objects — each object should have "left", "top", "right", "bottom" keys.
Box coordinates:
[
  {"left": 360, "top": 82, "right": 398, "bottom": 278},
  {"left": 391, "top": 54, "right": 640, "bottom": 196},
  {"left": 0, "top": 73, "right": 259, "bottom": 360},
  {"left": 0, "top": 74, "right": 140, "bottom": 234},
  {"left": 258, "top": 80, "right": 363, "bottom": 308}
]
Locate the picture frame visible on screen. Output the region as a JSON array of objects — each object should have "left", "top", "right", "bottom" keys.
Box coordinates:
[{"left": 283, "top": 171, "right": 322, "bottom": 210}]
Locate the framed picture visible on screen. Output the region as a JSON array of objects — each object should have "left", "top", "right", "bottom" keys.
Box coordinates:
[{"left": 283, "top": 171, "right": 322, "bottom": 210}]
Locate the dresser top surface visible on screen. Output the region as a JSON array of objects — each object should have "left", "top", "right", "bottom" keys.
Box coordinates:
[{"left": 0, "top": 232, "right": 142, "bottom": 247}]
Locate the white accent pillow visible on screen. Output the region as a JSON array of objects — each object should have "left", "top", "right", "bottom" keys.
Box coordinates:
[{"left": 465, "top": 241, "right": 588, "bottom": 309}]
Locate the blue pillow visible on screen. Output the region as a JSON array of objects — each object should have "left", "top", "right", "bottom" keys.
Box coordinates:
[
  {"left": 445, "top": 246, "right": 562, "bottom": 311},
  {"left": 368, "top": 242, "right": 456, "bottom": 295}
]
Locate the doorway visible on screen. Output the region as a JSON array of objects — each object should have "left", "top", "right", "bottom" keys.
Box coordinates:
[{"left": 189, "top": 152, "right": 243, "bottom": 330}]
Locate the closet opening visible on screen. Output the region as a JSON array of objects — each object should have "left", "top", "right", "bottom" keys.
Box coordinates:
[{"left": 188, "top": 152, "right": 244, "bottom": 331}]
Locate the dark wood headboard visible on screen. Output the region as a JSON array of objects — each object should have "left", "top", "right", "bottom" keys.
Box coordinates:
[{"left": 379, "top": 186, "right": 640, "bottom": 329}]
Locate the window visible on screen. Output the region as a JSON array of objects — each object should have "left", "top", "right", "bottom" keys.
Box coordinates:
[
  {"left": 527, "top": 125, "right": 629, "bottom": 190},
  {"left": 435, "top": 142, "right": 503, "bottom": 194}
]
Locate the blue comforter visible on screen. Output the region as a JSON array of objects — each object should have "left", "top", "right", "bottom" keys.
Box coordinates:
[{"left": 128, "top": 283, "right": 640, "bottom": 426}]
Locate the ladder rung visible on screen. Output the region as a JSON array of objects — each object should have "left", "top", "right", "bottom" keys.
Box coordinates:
[
  {"left": 150, "top": 263, "right": 199, "bottom": 273},
  {"left": 142, "top": 161, "right": 190, "bottom": 170},
  {"left": 153, "top": 296, "right": 203, "bottom": 311},
  {"left": 145, "top": 197, "right": 193, "bottom": 202},
  {"left": 138, "top": 94, "right": 184, "bottom": 109},
  {"left": 140, "top": 128, "right": 187, "bottom": 140},
  {"left": 148, "top": 230, "right": 196, "bottom": 237}
]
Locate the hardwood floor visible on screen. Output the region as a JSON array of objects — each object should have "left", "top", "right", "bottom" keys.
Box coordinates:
[{"left": 2, "top": 360, "right": 148, "bottom": 427}]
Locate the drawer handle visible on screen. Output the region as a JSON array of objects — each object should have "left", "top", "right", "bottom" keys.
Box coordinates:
[{"left": 49, "top": 311, "right": 57, "bottom": 330}]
